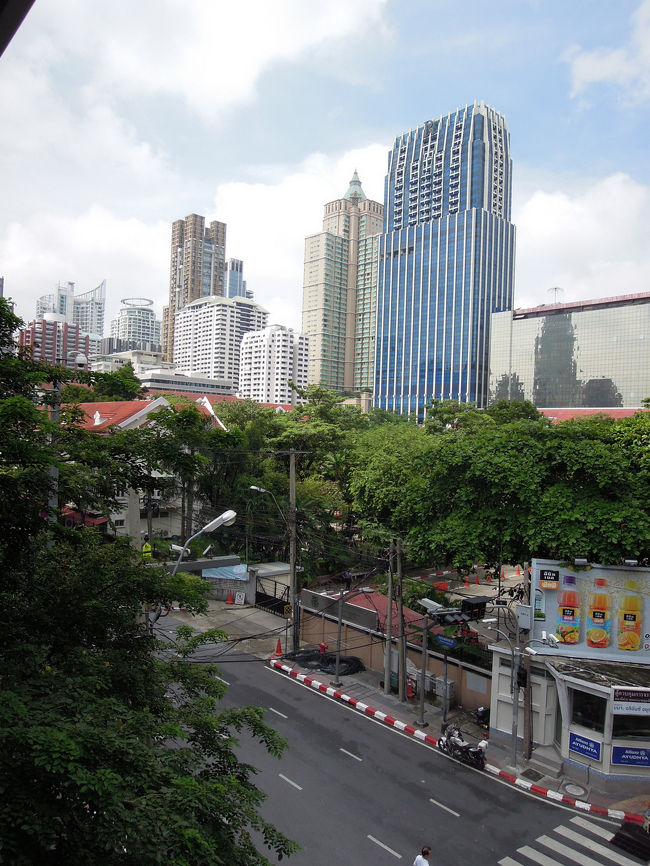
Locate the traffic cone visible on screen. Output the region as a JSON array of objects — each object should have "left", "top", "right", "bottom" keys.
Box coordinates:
[
  {"left": 487, "top": 572, "right": 492, "bottom": 582},
  {"left": 501, "top": 567, "right": 505, "bottom": 580},
  {"left": 464, "top": 575, "right": 469, "bottom": 587},
  {"left": 226, "top": 590, "right": 234, "bottom": 605},
  {"left": 270, "top": 637, "right": 283, "bottom": 658},
  {"left": 516, "top": 565, "right": 521, "bottom": 576}
]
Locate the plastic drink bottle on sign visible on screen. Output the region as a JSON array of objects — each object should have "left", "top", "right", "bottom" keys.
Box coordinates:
[
  {"left": 556, "top": 575, "right": 581, "bottom": 644},
  {"left": 618, "top": 581, "right": 642, "bottom": 652},
  {"left": 586, "top": 577, "right": 611, "bottom": 648}
]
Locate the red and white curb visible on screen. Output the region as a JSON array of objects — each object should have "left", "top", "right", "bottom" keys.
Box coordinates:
[{"left": 269, "top": 659, "right": 646, "bottom": 826}]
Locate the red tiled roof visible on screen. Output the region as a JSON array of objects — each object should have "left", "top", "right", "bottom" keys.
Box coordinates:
[
  {"left": 539, "top": 408, "right": 649, "bottom": 423},
  {"left": 76, "top": 401, "right": 155, "bottom": 431},
  {"left": 339, "top": 591, "right": 438, "bottom": 642}
]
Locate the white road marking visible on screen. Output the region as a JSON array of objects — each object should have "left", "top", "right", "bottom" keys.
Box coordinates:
[
  {"left": 339, "top": 747, "right": 362, "bottom": 761},
  {"left": 570, "top": 815, "right": 616, "bottom": 839},
  {"left": 498, "top": 858, "right": 524, "bottom": 866},
  {"left": 268, "top": 707, "right": 288, "bottom": 719},
  {"left": 556, "top": 825, "right": 638, "bottom": 865},
  {"left": 212, "top": 674, "right": 230, "bottom": 685},
  {"left": 428, "top": 797, "right": 460, "bottom": 817},
  {"left": 367, "top": 835, "right": 402, "bottom": 858},
  {"left": 516, "top": 844, "right": 560, "bottom": 866},
  {"left": 538, "top": 833, "right": 600, "bottom": 864},
  {"left": 278, "top": 774, "right": 302, "bottom": 791}
]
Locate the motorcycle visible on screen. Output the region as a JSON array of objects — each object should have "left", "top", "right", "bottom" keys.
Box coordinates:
[{"left": 438, "top": 723, "right": 487, "bottom": 770}]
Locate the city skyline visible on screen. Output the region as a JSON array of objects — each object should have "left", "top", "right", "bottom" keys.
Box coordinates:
[{"left": 1, "top": 1, "right": 649, "bottom": 338}]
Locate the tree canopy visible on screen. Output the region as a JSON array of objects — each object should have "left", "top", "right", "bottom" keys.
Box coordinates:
[{"left": 0, "top": 298, "right": 297, "bottom": 865}]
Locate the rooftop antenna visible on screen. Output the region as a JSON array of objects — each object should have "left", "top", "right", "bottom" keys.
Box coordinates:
[{"left": 548, "top": 286, "right": 564, "bottom": 303}]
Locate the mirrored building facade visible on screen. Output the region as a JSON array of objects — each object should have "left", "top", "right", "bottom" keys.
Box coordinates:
[{"left": 490, "top": 292, "right": 650, "bottom": 408}]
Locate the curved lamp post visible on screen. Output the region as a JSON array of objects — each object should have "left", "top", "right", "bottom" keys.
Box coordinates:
[
  {"left": 250, "top": 485, "right": 299, "bottom": 651},
  {"left": 171, "top": 509, "right": 237, "bottom": 576}
]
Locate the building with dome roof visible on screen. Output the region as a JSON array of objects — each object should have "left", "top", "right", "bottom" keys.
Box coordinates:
[{"left": 302, "top": 172, "right": 383, "bottom": 392}]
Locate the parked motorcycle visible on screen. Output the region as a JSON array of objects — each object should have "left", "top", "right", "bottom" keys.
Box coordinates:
[{"left": 438, "top": 723, "right": 487, "bottom": 770}]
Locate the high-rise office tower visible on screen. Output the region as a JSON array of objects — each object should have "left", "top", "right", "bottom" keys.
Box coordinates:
[
  {"left": 173, "top": 295, "right": 268, "bottom": 388},
  {"left": 225, "top": 258, "right": 248, "bottom": 299},
  {"left": 374, "top": 102, "right": 516, "bottom": 416},
  {"left": 163, "top": 214, "right": 226, "bottom": 360},
  {"left": 302, "top": 172, "right": 383, "bottom": 392},
  {"left": 239, "top": 324, "right": 308, "bottom": 405}
]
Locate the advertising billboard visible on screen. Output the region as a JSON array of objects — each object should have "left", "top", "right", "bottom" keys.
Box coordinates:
[{"left": 530, "top": 558, "right": 650, "bottom": 662}]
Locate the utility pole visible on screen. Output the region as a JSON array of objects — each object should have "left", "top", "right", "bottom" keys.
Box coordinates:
[
  {"left": 384, "top": 541, "right": 394, "bottom": 696},
  {"left": 522, "top": 561, "right": 533, "bottom": 759},
  {"left": 288, "top": 450, "right": 299, "bottom": 652},
  {"left": 396, "top": 538, "right": 406, "bottom": 702}
]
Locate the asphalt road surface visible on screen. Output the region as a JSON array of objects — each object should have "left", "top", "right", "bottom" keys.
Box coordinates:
[{"left": 159, "top": 620, "right": 642, "bottom": 866}]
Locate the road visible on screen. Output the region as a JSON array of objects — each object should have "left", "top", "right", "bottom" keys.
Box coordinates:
[{"left": 160, "top": 620, "right": 642, "bottom": 866}]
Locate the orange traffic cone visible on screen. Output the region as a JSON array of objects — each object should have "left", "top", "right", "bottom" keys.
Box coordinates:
[
  {"left": 501, "top": 567, "right": 505, "bottom": 580},
  {"left": 516, "top": 565, "right": 521, "bottom": 576},
  {"left": 271, "top": 637, "right": 283, "bottom": 658},
  {"left": 464, "top": 575, "right": 469, "bottom": 587},
  {"left": 226, "top": 590, "right": 234, "bottom": 605}
]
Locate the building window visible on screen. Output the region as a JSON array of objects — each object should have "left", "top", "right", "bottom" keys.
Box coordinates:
[
  {"left": 612, "top": 714, "right": 650, "bottom": 740},
  {"left": 570, "top": 689, "right": 606, "bottom": 733}
]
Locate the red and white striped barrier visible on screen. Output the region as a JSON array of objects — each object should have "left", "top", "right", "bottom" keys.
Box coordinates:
[{"left": 269, "top": 659, "right": 645, "bottom": 825}]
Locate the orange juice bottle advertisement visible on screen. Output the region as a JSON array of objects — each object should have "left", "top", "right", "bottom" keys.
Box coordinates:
[
  {"left": 556, "top": 575, "right": 581, "bottom": 643},
  {"left": 586, "top": 578, "right": 611, "bottom": 648},
  {"left": 618, "top": 581, "right": 643, "bottom": 652}
]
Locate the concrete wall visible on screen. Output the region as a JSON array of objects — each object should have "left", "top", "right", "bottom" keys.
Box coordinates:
[{"left": 301, "top": 610, "right": 491, "bottom": 709}]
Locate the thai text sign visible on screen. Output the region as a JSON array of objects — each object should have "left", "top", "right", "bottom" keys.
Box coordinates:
[{"left": 612, "top": 687, "right": 650, "bottom": 715}]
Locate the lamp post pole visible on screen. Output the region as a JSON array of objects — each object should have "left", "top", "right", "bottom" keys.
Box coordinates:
[{"left": 250, "top": 480, "right": 299, "bottom": 652}]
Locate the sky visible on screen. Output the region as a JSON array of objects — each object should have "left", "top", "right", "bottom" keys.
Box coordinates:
[{"left": 1, "top": 0, "right": 650, "bottom": 334}]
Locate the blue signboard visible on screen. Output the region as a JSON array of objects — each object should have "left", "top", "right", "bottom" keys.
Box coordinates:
[
  {"left": 568, "top": 732, "right": 602, "bottom": 761},
  {"left": 436, "top": 635, "right": 457, "bottom": 649},
  {"left": 612, "top": 746, "right": 650, "bottom": 767}
]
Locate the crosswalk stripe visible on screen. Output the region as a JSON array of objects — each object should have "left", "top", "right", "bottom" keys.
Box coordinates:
[
  {"left": 516, "top": 845, "right": 561, "bottom": 866},
  {"left": 497, "top": 857, "right": 525, "bottom": 866},
  {"left": 556, "top": 825, "right": 640, "bottom": 866},
  {"left": 569, "top": 815, "right": 615, "bottom": 841},
  {"left": 538, "top": 833, "right": 608, "bottom": 865}
]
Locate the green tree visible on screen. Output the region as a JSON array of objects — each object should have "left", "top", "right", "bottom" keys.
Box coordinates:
[{"left": 0, "top": 298, "right": 297, "bottom": 864}]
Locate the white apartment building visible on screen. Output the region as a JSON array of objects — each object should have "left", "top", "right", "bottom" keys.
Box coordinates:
[
  {"left": 239, "top": 325, "right": 309, "bottom": 405},
  {"left": 36, "top": 280, "right": 106, "bottom": 359},
  {"left": 173, "top": 295, "right": 268, "bottom": 388}
]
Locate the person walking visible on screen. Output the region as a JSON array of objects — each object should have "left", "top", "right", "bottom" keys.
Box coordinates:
[{"left": 413, "top": 846, "right": 431, "bottom": 865}]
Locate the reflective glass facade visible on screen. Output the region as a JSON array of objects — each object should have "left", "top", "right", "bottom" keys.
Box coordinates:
[
  {"left": 490, "top": 293, "right": 650, "bottom": 408},
  {"left": 374, "top": 102, "right": 515, "bottom": 416}
]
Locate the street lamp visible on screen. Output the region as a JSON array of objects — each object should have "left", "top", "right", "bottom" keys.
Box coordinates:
[
  {"left": 250, "top": 485, "right": 299, "bottom": 652},
  {"left": 331, "top": 587, "right": 373, "bottom": 687},
  {"left": 171, "top": 509, "right": 237, "bottom": 576}
]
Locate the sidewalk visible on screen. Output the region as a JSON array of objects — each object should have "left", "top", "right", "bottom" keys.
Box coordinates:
[{"left": 173, "top": 599, "right": 650, "bottom": 826}]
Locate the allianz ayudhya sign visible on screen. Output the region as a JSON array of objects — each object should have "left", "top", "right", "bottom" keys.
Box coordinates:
[{"left": 530, "top": 558, "right": 650, "bottom": 662}]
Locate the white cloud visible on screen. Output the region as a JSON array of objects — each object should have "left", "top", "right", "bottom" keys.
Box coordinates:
[
  {"left": 564, "top": 0, "right": 650, "bottom": 99},
  {"left": 514, "top": 172, "right": 650, "bottom": 308},
  {"left": 19, "top": 0, "right": 390, "bottom": 122}
]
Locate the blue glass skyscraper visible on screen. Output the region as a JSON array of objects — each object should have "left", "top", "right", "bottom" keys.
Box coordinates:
[{"left": 374, "top": 101, "right": 516, "bottom": 416}]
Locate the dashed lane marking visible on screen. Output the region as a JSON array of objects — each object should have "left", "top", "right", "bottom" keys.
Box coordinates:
[
  {"left": 339, "top": 748, "right": 362, "bottom": 761},
  {"left": 367, "top": 835, "right": 402, "bottom": 858},
  {"left": 268, "top": 707, "right": 288, "bottom": 719},
  {"left": 278, "top": 774, "right": 302, "bottom": 791},
  {"left": 428, "top": 797, "right": 460, "bottom": 817}
]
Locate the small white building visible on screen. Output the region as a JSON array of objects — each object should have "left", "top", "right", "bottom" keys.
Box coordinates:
[{"left": 239, "top": 324, "right": 308, "bottom": 405}]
